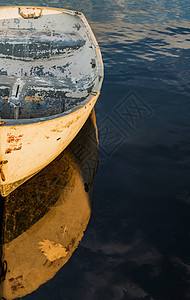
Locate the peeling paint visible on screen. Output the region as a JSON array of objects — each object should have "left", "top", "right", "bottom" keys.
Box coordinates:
[
  {"left": 7, "top": 133, "right": 23, "bottom": 143},
  {"left": 0, "top": 30, "right": 85, "bottom": 61},
  {"left": 73, "top": 23, "right": 81, "bottom": 31},
  {"left": 5, "top": 145, "right": 22, "bottom": 154},
  {"left": 0, "top": 5, "right": 103, "bottom": 195},
  {"left": 2, "top": 96, "right": 8, "bottom": 101},
  {"left": 5, "top": 133, "right": 23, "bottom": 154},
  {"left": 51, "top": 129, "right": 63, "bottom": 133},
  {"left": 25, "top": 96, "right": 45, "bottom": 102},
  {"left": 64, "top": 121, "right": 73, "bottom": 128}
]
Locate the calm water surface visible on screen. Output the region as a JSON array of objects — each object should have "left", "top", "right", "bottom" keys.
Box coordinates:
[{"left": 2, "top": 1, "right": 190, "bottom": 299}]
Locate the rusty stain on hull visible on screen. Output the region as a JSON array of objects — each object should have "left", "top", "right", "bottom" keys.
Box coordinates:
[
  {"left": 50, "top": 129, "right": 63, "bottom": 133},
  {"left": 5, "top": 133, "right": 23, "bottom": 153},
  {"left": 7, "top": 133, "right": 23, "bottom": 143},
  {"left": 5, "top": 146, "right": 22, "bottom": 154}
]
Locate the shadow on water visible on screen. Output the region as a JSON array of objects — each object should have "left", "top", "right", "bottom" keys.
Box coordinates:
[{"left": 0, "top": 109, "right": 98, "bottom": 300}]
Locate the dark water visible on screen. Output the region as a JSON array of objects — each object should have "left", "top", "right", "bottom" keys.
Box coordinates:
[{"left": 1, "top": 1, "right": 190, "bottom": 299}]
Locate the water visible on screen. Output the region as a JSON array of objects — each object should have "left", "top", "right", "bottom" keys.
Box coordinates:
[{"left": 1, "top": 1, "right": 190, "bottom": 299}]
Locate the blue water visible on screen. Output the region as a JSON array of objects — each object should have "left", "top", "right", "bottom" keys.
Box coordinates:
[{"left": 2, "top": 1, "right": 190, "bottom": 299}]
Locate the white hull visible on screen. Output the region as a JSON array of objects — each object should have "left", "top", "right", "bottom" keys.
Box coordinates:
[
  {"left": 0, "top": 94, "right": 98, "bottom": 196},
  {"left": 0, "top": 6, "right": 103, "bottom": 196}
]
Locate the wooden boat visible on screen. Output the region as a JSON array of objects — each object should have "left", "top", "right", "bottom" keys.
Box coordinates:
[{"left": 0, "top": 6, "right": 103, "bottom": 197}]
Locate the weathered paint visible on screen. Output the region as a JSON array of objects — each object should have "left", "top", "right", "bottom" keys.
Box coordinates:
[
  {"left": 19, "top": 7, "right": 43, "bottom": 19},
  {"left": 0, "top": 6, "right": 103, "bottom": 196},
  {"left": 24, "top": 96, "right": 45, "bottom": 102},
  {"left": 5, "top": 133, "right": 23, "bottom": 154},
  {"left": 0, "top": 95, "right": 98, "bottom": 192},
  {"left": 3, "top": 96, "right": 8, "bottom": 101}
]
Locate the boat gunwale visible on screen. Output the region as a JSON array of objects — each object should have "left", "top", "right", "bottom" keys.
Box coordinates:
[{"left": 0, "top": 6, "right": 104, "bottom": 126}]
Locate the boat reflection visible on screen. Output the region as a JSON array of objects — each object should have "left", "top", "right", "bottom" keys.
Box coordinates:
[{"left": 0, "top": 109, "right": 98, "bottom": 300}]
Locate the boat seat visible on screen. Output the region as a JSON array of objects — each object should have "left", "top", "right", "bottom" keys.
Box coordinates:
[{"left": 0, "top": 29, "right": 85, "bottom": 60}]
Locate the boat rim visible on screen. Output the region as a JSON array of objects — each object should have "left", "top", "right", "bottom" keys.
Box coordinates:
[{"left": 0, "top": 6, "right": 104, "bottom": 126}]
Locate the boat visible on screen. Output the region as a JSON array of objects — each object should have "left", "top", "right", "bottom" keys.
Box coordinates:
[
  {"left": 0, "top": 6, "right": 103, "bottom": 197},
  {"left": 0, "top": 110, "right": 99, "bottom": 299}
]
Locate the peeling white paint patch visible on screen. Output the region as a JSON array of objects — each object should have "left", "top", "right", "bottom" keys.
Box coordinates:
[
  {"left": 38, "top": 239, "right": 68, "bottom": 262},
  {"left": 65, "top": 90, "right": 89, "bottom": 98}
]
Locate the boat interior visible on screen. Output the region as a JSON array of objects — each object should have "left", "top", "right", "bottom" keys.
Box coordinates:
[{"left": 0, "top": 7, "right": 99, "bottom": 120}]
